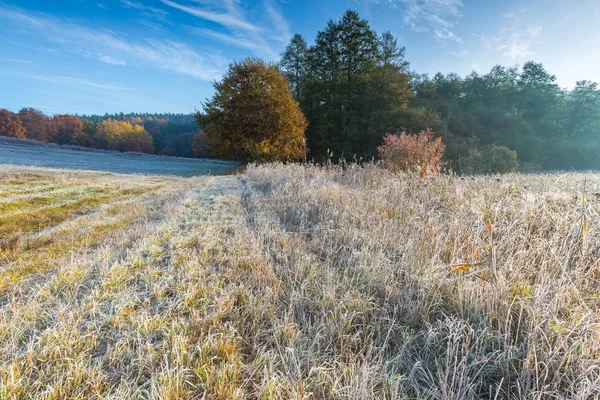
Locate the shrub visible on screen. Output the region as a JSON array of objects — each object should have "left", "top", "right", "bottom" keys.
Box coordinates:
[
  {"left": 479, "top": 145, "right": 519, "bottom": 174},
  {"left": 159, "top": 146, "right": 179, "bottom": 157},
  {"left": 377, "top": 129, "right": 446, "bottom": 175},
  {"left": 197, "top": 57, "right": 307, "bottom": 162}
]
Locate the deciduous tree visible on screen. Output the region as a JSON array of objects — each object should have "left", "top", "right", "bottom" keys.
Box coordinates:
[
  {"left": 0, "top": 109, "right": 26, "bottom": 139},
  {"left": 197, "top": 57, "right": 307, "bottom": 162},
  {"left": 53, "top": 114, "right": 83, "bottom": 145},
  {"left": 96, "top": 119, "right": 154, "bottom": 153},
  {"left": 18, "top": 108, "right": 57, "bottom": 142}
]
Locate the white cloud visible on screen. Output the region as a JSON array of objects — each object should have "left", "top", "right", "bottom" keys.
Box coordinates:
[
  {"left": 0, "top": 69, "right": 136, "bottom": 91},
  {"left": 449, "top": 48, "right": 468, "bottom": 58},
  {"left": 485, "top": 7, "right": 542, "bottom": 60},
  {"left": 98, "top": 54, "right": 128, "bottom": 65},
  {"left": 121, "top": 0, "right": 168, "bottom": 15},
  {"left": 356, "top": 0, "right": 399, "bottom": 10},
  {"left": 160, "top": 0, "right": 262, "bottom": 32},
  {"left": 264, "top": 0, "right": 291, "bottom": 40},
  {"left": 59, "top": 76, "right": 136, "bottom": 91},
  {"left": 187, "top": 26, "right": 264, "bottom": 52},
  {"left": 0, "top": 6, "right": 226, "bottom": 81},
  {"left": 161, "top": 0, "right": 284, "bottom": 59},
  {"left": 0, "top": 7, "right": 44, "bottom": 26},
  {"left": 399, "top": 0, "right": 463, "bottom": 43},
  {"left": 502, "top": 8, "right": 528, "bottom": 21},
  {"left": 496, "top": 24, "right": 542, "bottom": 60}
]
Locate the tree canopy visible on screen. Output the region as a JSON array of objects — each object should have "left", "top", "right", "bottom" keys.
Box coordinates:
[
  {"left": 197, "top": 57, "right": 307, "bottom": 162},
  {"left": 0, "top": 109, "right": 26, "bottom": 139},
  {"left": 280, "top": 10, "right": 413, "bottom": 159}
]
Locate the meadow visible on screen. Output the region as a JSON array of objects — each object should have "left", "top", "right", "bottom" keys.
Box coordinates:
[
  {"left": 0, "top": 137, "right": 241, "bottom": 177},
  {"left": 0, "top": 162, "right": 599, "bottom": 399}
]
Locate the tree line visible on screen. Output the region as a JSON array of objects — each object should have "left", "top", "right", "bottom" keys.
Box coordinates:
[
  {"left": 279, "top": 10, "right": 600, "bottom": 172},
  {"left": 0, "top": 109, "right": 210, "bottom": 158}
]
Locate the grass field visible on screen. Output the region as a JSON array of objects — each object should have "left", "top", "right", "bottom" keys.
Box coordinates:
[
  {"left": 0, "top": 163, "right": 599, "bottom": 399},
  {"left": 0, "top": 137, "right": 241, "bottom": 176}
]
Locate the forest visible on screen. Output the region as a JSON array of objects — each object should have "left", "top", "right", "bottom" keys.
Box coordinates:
[
  {"left": 2, "top": 10, "right": 600, "bottom": 172},
  {"left": 0, "top": 109, "right": 209, "bottom": 158},
  {"left": 279, "top": 11, "right": 600, "bottom": 172}
]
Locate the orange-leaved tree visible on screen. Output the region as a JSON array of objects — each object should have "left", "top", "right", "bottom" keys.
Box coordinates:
[
  {"left": 197, "top": 57, "right": 307, "bottom": 162},
  {"left": 378, "top": 129, "right": 446, "bottom": 175},
  {"left": 53, "top": 114, "right": 83, "bottom": 145},
  {"left": 18, "top": 108, "right": 57, "bottom": 142},
  {"left": 0, "top": 109, "right": 26, "bottom": 139}
]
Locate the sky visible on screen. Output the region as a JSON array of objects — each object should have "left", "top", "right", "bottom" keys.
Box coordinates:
[{"left": 0, "top": 0, "right": 599, "bottom": 115}]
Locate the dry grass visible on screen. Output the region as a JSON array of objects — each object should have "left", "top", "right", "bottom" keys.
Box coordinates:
[{"left": 0, "top": 163, "right": 599, "bottom": 399}]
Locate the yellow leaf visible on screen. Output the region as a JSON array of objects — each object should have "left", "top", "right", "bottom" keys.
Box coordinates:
[
  {"left": 450, "top": 260, "right": 490, "bottom": 273},
  {"left": 450, "top": 263, "right": 473, "bottom": 273}
]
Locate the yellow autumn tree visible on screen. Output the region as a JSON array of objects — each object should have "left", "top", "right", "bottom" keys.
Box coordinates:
[
  {"left": 96, "top": 119, "right": 154, "bottom": 153},
  {"left": 197, "top": 57, "right": 307, "bottom": 162}
]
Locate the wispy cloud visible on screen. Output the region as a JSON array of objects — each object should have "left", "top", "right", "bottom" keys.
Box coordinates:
[
  {"left": 400, "top": 0, "right": 463, "bottom": 42},
  {"left": 59, "top": 76, "right": 136, "bottom": 91},
  {"left": 497, "top": 24, "right": 542, "bottom": 60},
  {"left": 0, "top": 6, "right": 226, "bottom": 81},
  {"left": 5, "top": 101, "right": 61, "bottom": 112},
  {"left": 187, "top": 26, "right": 263, "bottom": 52},
  {"left": 0, "top": 69, "right": 136, "bottom": 91},
  {"left": 357, "top": 0, "right": 399, "bottom": 11},
  {"left": 5, "top": 58, "right": 34, "bottom": 64},
  {"left": 97, "top": 54, "right": 128, "bottom": 66},
  {"left": 160, "top": 0, "right": 262, "bottom": 32},
  {"left": 161, "top": 0, "right": 287, "bottom": 59},
  {"left": 449, "top": 48, "right": 468, "bottom": 58},
  {"left": 487, "top": 9, "right": 543, "bottom": 60},
  {"left": 0, "top": 7, "right": 44, "bottom": 26},
  {"left": 264, "top": 0, "right": 291, "bottom": 41},
  {"left": 137, "top": 19, "right": 167, "bottom": 33},
  {"left": 121, "top": 0, "right": 168, "bottom": 16},
  {"left": 502, "top": 8, "right": 528, "bottom": 21}
]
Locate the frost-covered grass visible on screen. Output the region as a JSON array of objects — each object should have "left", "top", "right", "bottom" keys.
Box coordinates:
[
  {"left": 0, "top": 137, "right": 241, "bottom": 176},
  {"left": 0, "top": 164, "right": 599, "bottom": 399}
]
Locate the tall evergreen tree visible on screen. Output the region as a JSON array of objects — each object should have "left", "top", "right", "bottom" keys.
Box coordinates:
[
  {"left": 283, "top": 10, "right": 413, "bottom": 159},
  {"left": 280, "top": 34, "right": 309, "bottom": 99}
]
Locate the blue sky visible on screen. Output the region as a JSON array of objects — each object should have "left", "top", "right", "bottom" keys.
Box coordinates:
[{"left": 0, "top": 0, "right": 599, "bottom": 115}]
